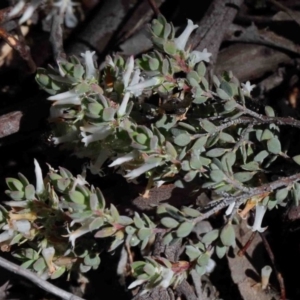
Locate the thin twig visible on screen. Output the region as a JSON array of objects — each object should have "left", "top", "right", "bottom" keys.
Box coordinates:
[
  {"left": 50, "top": 7, "right": 66, "bottom": 61},
  {"left": 190, "top": 270, "right": 202, "bottom": 300},
  {"left": 0, "top": 26, "right": 36, "bottom": 72},
  {"left": 259, "top": 232, "right": 286, "bottom": 300},
  {"left": 0, "top": 256, "right": 85, "bottom": 300},
  {"left": 146, "top": 0, "right": 161, "bottom": 16},
  {"left": 237, "top": 231, "right": 257, "bottom": 256}
]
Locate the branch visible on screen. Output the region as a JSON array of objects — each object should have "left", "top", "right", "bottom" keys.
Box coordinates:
[
  {"left": 0, "top": 26, "right": 36, "bottom": 72},
  {"left": 0, "top": 256, "right": 85, "bottom": 300},
  {"left": 50, "top": 8, "right": 66, "bottom": 61},
  {"left": 0, "top": 4, "right": 29, "bottom": 24}
]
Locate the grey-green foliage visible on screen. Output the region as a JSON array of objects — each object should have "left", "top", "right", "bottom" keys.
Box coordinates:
[
  {"left": 34, "top": 15, "right": 295, "bottom": 207},
  {"left": 0, "top": 161, "right": 229, "bottom": 290},
  {"left": 5, "top": 14, "right": 300, "bottom": 295}
]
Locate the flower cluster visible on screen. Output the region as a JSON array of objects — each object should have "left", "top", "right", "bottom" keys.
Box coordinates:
[{"left": 9, "top": 0, "right": 80, "bottom": 28}]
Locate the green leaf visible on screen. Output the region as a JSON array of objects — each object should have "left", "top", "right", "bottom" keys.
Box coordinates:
[
  {"left": 56, "top": 178, "right": 71, "bottom": 192},
  {"left": 161, "top": 217, "right": 179, "bottom": 228},
  {"left": 68, "top": 190, "right": 85, "bottom": 204},
  {"left": 261, "top": 129, "right": 273, "bottom": 141},
  {"left": 165, "top": 141, "right": 177, "bottom": 158},
  {"left": 241, "top": 161, "right": 260, "bottom": 171},
  {"left": 206, "top": 148, "right": 227, "bottom": 157},
  {"left": 233, "top": 172, "right": 254, "bottom": 183},
  {"left": 224, "top": 100, "right": 236, "bottom": 112},
  {"left": 210, "top": 170, "right": 225, "bottom": 182},
  {"left": 94, "top": 226, "right": 117, "bottom": 238},
  {"left": 267, "top": 138, "right": 281, "bottom": 154},
  {"left": 265, "top": 106, "right": 275, "bottom": 117},
  {"left": 220, "top": 81, "right": 233, "bottom": 97},
  {"left": 33, "top": 257, "right": 46, "bottom": 272},
  {"left": 125, "top": 226, "right": 136, "bottom": 235},
  {"left": 163, "top": 232, "right": 174, "bottom": 245},
  {"left": 181, "top": 207, "right": 201, "bottom": 217},
  {"left": 254, "top": 150, "right": 269, "bottom": 163},
  {"left": 275, "top": 188, "right": 289, "bottom": 202},
  {"left": 6, "top": 178, "right": 23, "bottom": 191},
  {"left": 164, "top": 41, "right": 176, "bottom": 55},
  {"left": 176, "top": 221, "right": 194, "bottom": 238},
  {"left": 216, "top": 245, "right": 227, "bottom": 258},
  {"left": 89, "top": 217, "right": 104, "bottom": 231},
  {"left": 134, "top": 212, "right": 145, "bottom": 229},
  {"left": 196, "top": 62, "right": 206, "bottom": 77},
  {"left": 217, "top": 88, "right": 230, "bottom": 100},
  {"left": 195, "top": 265, "right": 206, "bottom": 276},
  {"left": 184, "top": 170, "right": 198, "bottom": 182},
  {"left": 192, "top": 136, "right": 207, "bottom": 151},
  {"left": 219, "top": 132, "right": 235, "bottom": 143},
  {"left": 190, "top": 153, "right": 202, "bottom": 170},
  {"left": 84, "top": 254, "right": 100, "bottom": 267},
  {"left": 292, "top": 155, "right": 300, "bottom": 166},
  {"left": 51, "top": 267, "right": 66, "bottom": 279},
  {"left": 25, "top": 185, "right": 35, "bottom": 200},
  {"left": 201, "top": 229, "right": 219, "bottom": 244},
  {"left": 197, "top": 253, "right": 210, "bottom": 267},
  {"left": 185, "top": 245, "right": 201, "bottom": 261},
  {"left": 174, "top": 133, "right": 191, "bottom": 146},
  {"left": 220, "top": 224, "right": 235, "bottom": 247},
  {"left": 200, "top": 120, "right": 216, "bottom": 133},
  {"left": 110, "top": 204, "right": 120, "bottom": 222},
  {"left": 137, "top": 228, "right": 152, "bottom": 240},
  {"left": 143, "top": 263, "right": 156, "bottom": 276}
]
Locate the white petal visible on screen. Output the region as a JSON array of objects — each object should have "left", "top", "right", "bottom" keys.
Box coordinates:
[
  {"left": 189, "top": 49, "right": 212, "bottom": 64},
  {"left": 109, "top": 152, "right": 135, "bottom": 167},
  {"left": 12, "top": 220, "right": 31, "bottom": 233},
  {"left": 117, "top": 92, "right": 130, "bottom": 117},
  {"left": 9, "top": 1, "right": 26, "bottom": 17},
  {"left": 174, "top": 19, "right": 198, "bottom": 51},
  {"left": 126, "top": 77, "right": 162, "bottom": 93},
  {"left": 124, "top": 161, "right": 160, "bottom": 180},
  {"left": 128, "top": 279, "right": 146, "bottom": 289},
  {"left": 81, "top": 51, "right": 97, "bottom": 80},
  {"left": 123, "top": 56, "right": 134, "bottom": 88},
  {"left": 0, "top": 231, "right": 14, "bottom": 243},
  {"left": 34, "top": 159, "right": 45, "bottom": 195}
]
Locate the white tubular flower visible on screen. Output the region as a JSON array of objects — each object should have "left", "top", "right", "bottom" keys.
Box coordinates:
[
  {"left": 123, "top": 56, "right": 134, "bottom": 88},
  {"left": 128, "top": 278, "right": 147, "bottom": 290},
  {"left": 117, "top": 92, "right": 130, "bottom": 117},
  {"left": 67, "top": 220, "right": 91, "bottom": 248},
  {"left": 189, "top": 48, "right": 212, "bottom": 64},
  {"left": 241, "top": 81, "right": 256, "bottom": 95},
  {"left": 64, "top": 1, "right": 78, "bottom": 28},
  {"left": 88, "top": 149, "right": 111, "bottom": 174},
  {"left": 48, "top": 90, "right": 81, "bottom": 106},
  {"left": 126, "top": 76, "right": 162, "bottom": 94},
  {"left": 108, "top": 152, "right": 135, "bottom": 167},
  {"left": 19, "top": 0, "right": 41, "bottom": 24},
  {"left": 81, "top": 126, "right": 113, "bottom": 146},
  {"left": 225, "top": 201, "right": 236, "bottom": 216},
  {"left": 34, "top": 159, "right": 45, "bottom": 195},
  {"left": 0, "top": 230, "right": 14, "bottom": 243},
  {"left": 174, "top": 19, "right": 198, "bottom": 51},
  {"left": 12, "top": 220, "right": 31, "bottom": 234},
  {"left": 81, "top": 51, "right": 97, "bottom": 80},
  {"left": 42, "top": 247, "right": 56, "bottom": 273},
  {"left": 124, "top": 161, "right": 161, "bottom": 180},
  {"left": 158, "top": 267, "right": 174, "bottom": 289},
  {"left": 9, "top": 1, "right": 26, "bottom": 18},
  {"left": 248, "top": 204, "right": 268, "bottom": 232},
  {"left": 52, "top": 130, "right": 77, "bottom": 145}
]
